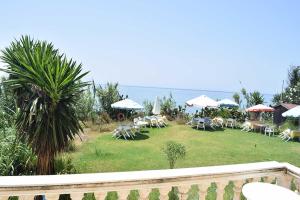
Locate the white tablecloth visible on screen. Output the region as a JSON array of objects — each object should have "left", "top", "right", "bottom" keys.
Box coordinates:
[{"left": 242, "top": 182, "right": 300, "bottom": 200}]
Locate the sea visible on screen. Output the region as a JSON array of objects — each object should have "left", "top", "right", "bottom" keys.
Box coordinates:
[{"left": 118, "top": 85, "right": 274, "bottom": 113}]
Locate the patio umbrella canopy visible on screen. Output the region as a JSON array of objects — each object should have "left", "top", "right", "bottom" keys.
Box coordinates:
[
  {"left": 217, "top": 99, "right": 239, "bottom": 108},
  {"left": 111, "top": 99, "right": 144, "bottom": 110},
  {"left": 282, "top": 106, "right": 300, "bottom": 117},
  {"left": 152, "top": 96, "right": 161, "bottom": 115},
  {"left": 246, "top": 104, "right": 275, "bottom": 112},
  {"left": 282, "top": 106, "right": 300, "bottom": 130},
  {"left": 186, "top": 95, "right": 218, "bottom": 108}
]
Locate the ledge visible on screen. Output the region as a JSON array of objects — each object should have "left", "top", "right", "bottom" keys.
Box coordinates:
[{"left": 0, "top": 161, "right": 286, "bottom": 188}]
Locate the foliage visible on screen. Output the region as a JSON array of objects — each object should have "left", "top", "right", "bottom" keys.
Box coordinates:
[
  {"left": 143, "top": 100, "right": 153, "bottom": 116},
  {"left": 194, "top": 107, "right": 246, "bottom": 122},
  {"left": 75, "top": 84, "right": 97, "bottom": 123},
  {"left": 288, "top": 66, "right": 300, "bottom": 87},
  {"left": 96, "top": 82, "right": 128, "bottom": 119},
  {"left": 0, "top": 35, "right": 88, "bottom": 175},
  {"left": 98, "top": 112, "right": 112, "bottom": 124},
  {"left": 0, "top": 77, "right": 16, "bottom": 129},
  {"left": 232, "top": 92, "right": 241, "bottom": 105},
  {"left": 0, "top": 127, "right": 37, "bottom": 175},
  {"left": 54, "top": 155, "right": 77, "bottom": 174},
  {"left": 273, "top": 66, "right": 300, "bottom": 104},
  {"left": 162, "top": 141, "right": 186, "bottom": 169},
  {"left": 175, "top": 106, "right": 190, "bottom": 124},
  {"left": 161, "top": 94, "right": 176, "bottom": 117},
  {"left": 241, "top": 88, "right": 264, "bottom": 107}
]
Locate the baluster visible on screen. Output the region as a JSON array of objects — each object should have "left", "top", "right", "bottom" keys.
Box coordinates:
[
  {"left": 233, "top": 180, "right": 244, "bottom": 200},
  {"left": 198, "top": 183, "right": 210, "bottom": 200},
  {"left": 295, "top": 179, "right": 300, "bottom": 193},
  {"left": 177, "top": 185, "right": 190, "bottom": 200},
  {"left": 159, "top": 187, "right": 171, "bottom": 200},
  {"left": 94, "top": 192, "right": 107, "bottom": 200},
  {"left": 266, "top": 176, "right": 276, "bottom": 183},
  {"left": 118, "top": 190, "right": 130, "bottom": 200},
  {"left": 19, "top": 195, "right": 35, "bottom": 200},
  {"left": 45, "top": 193, "right": 60, "bottom": 200},
  {"left": 248, "top": 177, "right": 261, "bottom": 183},
  {"left": 138, "top": 189, "right": 151, "bottom": 200},
  {"left": 216, "top": 182, "right": 227, "bottom": 200},
  {"left": 70, "top": 193, "right": 84, "bottom": 200},
  {"left": 277, "top": 174, "right": 292, "bottom": 189}
]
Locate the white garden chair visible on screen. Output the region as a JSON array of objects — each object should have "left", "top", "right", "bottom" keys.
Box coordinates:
[
  {"left": 264, "top": 125, "right": 275, "bottom": 137},
  {"left": 226, "top": 118, "right": 235, "bottom": 129},
  {"left": 241, "top": 122, "right": 252, "bottom": 132},
  {"left": 279, "top": 129, "right": 292, "bottom": 142}
]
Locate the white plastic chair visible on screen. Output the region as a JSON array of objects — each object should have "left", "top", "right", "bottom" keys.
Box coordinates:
[
  {"left": 279, "top": 129, "right": 292, "bottom": 142},
  {"left": 264, "top": 126, "right": 275, "bottom": 137}
]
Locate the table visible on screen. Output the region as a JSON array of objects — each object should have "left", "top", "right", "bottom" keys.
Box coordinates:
[
  {"left": 242, "top": 182, "right": 300, "bottom": 200},
  {"left": 252, "top": 123, "right": 267, "bottom": 133}
]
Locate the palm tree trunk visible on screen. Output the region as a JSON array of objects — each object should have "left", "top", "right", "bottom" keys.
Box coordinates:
[{"left": 36, "top": 153, "right": 55, "bottom": 175}]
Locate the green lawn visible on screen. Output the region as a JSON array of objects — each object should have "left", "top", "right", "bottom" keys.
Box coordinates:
[{"left": 70, "top": 123, "right": 300, "bottom": 173}]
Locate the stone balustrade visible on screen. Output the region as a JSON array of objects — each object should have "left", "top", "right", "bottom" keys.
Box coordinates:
[{"left": 0, "top": 161, "right": 299, "bottom": 200}]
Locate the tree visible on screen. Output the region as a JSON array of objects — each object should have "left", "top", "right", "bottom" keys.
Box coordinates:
[
  {"left": 0, "top": 36, "right": 88, "bottom": 175},
  {"left": 162, "top": 141, "right": 186, "bottom": 169},
  {"left": 232, "top": 92, "right": 241, "bottom": 105},
  {"left": 75, "top": 84, "right": 97, "bottom": 122},
  {"left": 96, "top": 82, "right": 126, "bottom": 118},
  {"left": 288, "top": 66, "right": 300, "bottom": 87},
  {"left": 273, "top": 66, "right": 300, "bottom": 105},
  {"left": 241, "top": 88, "right": 264, "bottom": 107},
  {"left": 249, "top": 91, "right": 264, "bottom": 106}
]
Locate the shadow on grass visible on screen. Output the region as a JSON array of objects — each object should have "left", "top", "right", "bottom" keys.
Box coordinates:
[
  {"left": 117, "top": 133, "right": 150, "bottom": 141},
  {"left": 191, "top": 127, "right": 225, "bottom": 132}
]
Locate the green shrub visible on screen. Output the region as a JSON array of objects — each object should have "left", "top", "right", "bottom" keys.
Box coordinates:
[
  {"left": 0, "top": 128, "right": 37, "bottom": 175},
  {"left": 162, "top": 141, "right": 186, "bottom": 169},
  {"left": 96, "top": 83, "right": 129, "bottom": 119},
  {"left": 143, "top": 100, "right": 154, "bottom": 116},
  {"left": 64, "top": 141, "right": 76, "bottom": 152},
  {"left": 54, "top": 155, "right": 77, "bottom": 174}
]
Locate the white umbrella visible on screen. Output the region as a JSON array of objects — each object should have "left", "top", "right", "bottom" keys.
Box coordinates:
[
  {"left": 217, "top": 99, "right": 239, "bottom": 108},
  {"left": 152, "top": 96, "right": 161, "bottom": 115},
  {"left": 111, "top": 99, "right": 143, "bottom": 110},
  {"left": 246, "top": 104, "right": 274, "bottom": 112},
  {"left": 282, "top": 106, "right": 300, "bottom": 130},
  {"left": 186, "top": 95, "right": 218, "bottom": 108}
]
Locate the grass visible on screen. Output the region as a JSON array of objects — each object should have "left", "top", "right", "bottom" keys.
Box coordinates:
[{"left": 69, "top": 123, "right": 300, "bottom": 173}]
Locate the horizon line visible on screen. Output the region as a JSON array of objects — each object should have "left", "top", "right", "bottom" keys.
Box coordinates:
[{"left": 96, "top": 82, "right": 274, "bottom": 96}]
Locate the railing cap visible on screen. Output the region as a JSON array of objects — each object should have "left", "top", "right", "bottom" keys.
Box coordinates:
[{"left": 0, "top": 161, "right": 288, "bottom": 187}]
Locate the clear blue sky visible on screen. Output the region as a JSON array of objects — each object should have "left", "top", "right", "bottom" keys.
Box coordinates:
[{"left": 0, "top": 0, "right": 299, "bottom": 94}]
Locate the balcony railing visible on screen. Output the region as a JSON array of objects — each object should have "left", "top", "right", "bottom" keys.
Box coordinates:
[{"left": 0, "top": 161, "right": 299, "bottom": 200}]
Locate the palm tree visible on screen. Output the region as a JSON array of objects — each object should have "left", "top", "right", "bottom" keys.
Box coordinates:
[
  {"left": 0, "top": 36, "right": 88, "bottom": 175},
  {"left": 249, "top": 91, "right": 264, "bottom": 106}
]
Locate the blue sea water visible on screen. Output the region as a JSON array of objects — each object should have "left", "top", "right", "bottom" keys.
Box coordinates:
[{"left": 118, "top": 85, "right": 274, "bottom": 113}]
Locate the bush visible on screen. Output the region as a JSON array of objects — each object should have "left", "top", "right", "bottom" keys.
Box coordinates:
[
  {"left": 161, "top": 94, "right": 177, "bottom": 119},
  {"left": 193, "top": 107, "right": 246, "bottom": 123},
  {"left": 98, "top": 112, "right": 113, "bottom": 124},
  {"left": 75, "top": 85, "right": 97, "bottom": 123},
  {"left": 162, "top": 141, "right": 186, "bottom": 169},
  {"left": 96, "top": 83, "right": 129, "bottom": 119},
  {"left": 54, "top": 155, "right": 77, "bottom": 174},
  {"left": 175, "top": 110, "right": 190, "bottom": 125},
  {"left": 0, "top": 127, "right": 37, "bottom": 175},
  {"left": 64, "top": 141, "right": 76, "bottom": 152},
  {"left": 143, "top": 100, "right": 153, "bottom": 116}
]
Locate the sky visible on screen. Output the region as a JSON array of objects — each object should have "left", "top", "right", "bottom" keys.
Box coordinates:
[{"left": 0, "top": 1, "right": 299, "bottom": 95}]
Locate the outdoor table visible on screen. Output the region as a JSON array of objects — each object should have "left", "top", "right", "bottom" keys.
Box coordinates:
[
  {"left": 252, "top": 123, "right": 267, "bottom": 133},
  {"left": 136, "top": 121, "right": 148, "bottom": 126},
  {"left": 242, "top": 182, "right": 300, "bottom": 200}
]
